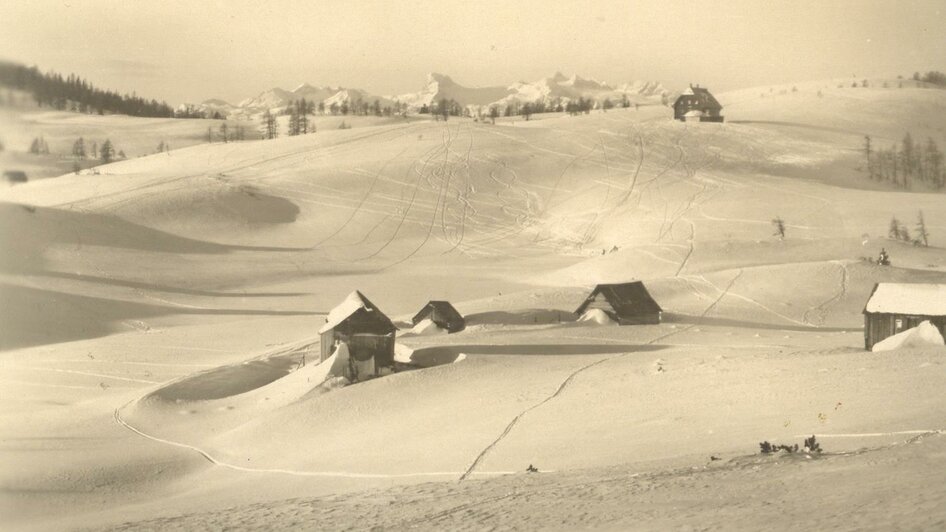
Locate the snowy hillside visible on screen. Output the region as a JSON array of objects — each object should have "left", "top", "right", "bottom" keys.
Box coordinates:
[{"left": 3, "top": 80, "right": 946, "bottom": 530}]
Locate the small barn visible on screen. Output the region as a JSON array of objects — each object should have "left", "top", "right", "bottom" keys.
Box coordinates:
[
  {"left": 412, "top": 301, "right": 465, "bottom": 333},
  {"left": 319, "top": 291, "right": 397, "bottom": 380},
  {"left": 673, "top": 85, "right": 724, "bottom": 122},
  {"left": 574, "top": 281, "right": 662, "bottom": 325},
  {"left": 863, "top": 283, "right": 946, "bottom": 350}
]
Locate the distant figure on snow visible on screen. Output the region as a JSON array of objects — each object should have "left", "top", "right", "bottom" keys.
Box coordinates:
[{"left": 878, "top": 248, "right": 890, "bottom": 266}]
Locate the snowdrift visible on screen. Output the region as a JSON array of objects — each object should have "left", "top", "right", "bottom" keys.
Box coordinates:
[
  {"left": 403, "top": 318, "right": 448, "bottom": 337},
  {"left": 577, "top": 308, "right": 617, "bottom": 326},
  {"left": 872, "top": 321, "right": 945, "bottom": 352}
]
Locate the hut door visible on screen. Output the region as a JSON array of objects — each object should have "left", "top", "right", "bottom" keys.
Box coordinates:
[{"left": 348, "top": 334, "right": 390, "bottom": 380}]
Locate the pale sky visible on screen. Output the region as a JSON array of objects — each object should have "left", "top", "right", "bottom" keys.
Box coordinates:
[{"left": 1, "top": 0, "right": 943, "bottom": 105}]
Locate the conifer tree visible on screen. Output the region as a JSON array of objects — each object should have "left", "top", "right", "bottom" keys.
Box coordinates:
[
  {"left": 287, "top": 100, "right": 299, "bottom": 136},
  {"left": 889, "top": 216, "right": 901, "bottom": 239},
  {"left": 299, "top": 97, "right": 311, "bottom": 134},
  {"left": 73, "top": 137, "right": 86, "bottom": 158},
  {"left": 439, "top": 97, "right": 449, "bottom": 121},
  {"left": 916, "top": 210, "right": 930, "bottom": 247},
  {"left": 864, "top": 136, "right": 873, "bottom": 179},
  {"left": 261, "top": 110, "right": 278, "bottom": 139},
  {"left": 899, "top": 224, "right": 911, "bottom": 242},
  {"left": 100, "top": 139, "right": 114, "bottom": 163},
  {"left": 925, "top": 137, "right": 943, "bottom": 188},
  {"left": 521, "top": 102, "right": 533, "bottom": 120}
]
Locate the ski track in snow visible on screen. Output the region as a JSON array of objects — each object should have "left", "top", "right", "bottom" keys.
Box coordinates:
[
  {"left": 20, "top": 367, "right": 161, "bottom": 384},
  {"left": 459, "top": 270, "right": 744, "bottom": 481},
  {"left": 802, "top": 261, "right": 849, "bottom": 327},
  {"left": 688, "top": 273, "right": 813, "bottom": 328},
  {"left": 112, "top": 401, "right": 516, "bottom": 480}
]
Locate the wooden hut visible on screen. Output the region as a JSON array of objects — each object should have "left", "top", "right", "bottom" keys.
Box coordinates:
[
  {"left": 411, "top": 301, "right": 465, "bottom": 333},
  {"left": 574, "top": 281, "right": 662, "bottom": 325},
  {"left": 319, "top": 291, "right": 397, "bottom": 380},
  {"left": 673, "top": 85, "right": 723, "bottom": 122},
  {"left": 863, "top": 283, "right": 946, "bottom": 350}
]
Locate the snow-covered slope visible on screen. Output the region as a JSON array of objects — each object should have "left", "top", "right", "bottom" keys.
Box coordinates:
[{"left": 4, "top": 80, "right": 946, "bottom": 531}]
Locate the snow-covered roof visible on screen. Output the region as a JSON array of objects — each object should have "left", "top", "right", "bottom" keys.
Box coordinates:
[
  {"left": 574, "top": 281, "right": 662, "bottom": 316},
  {"left": 864, "top": 283, "right": 946, "bottom": 315},
  {"left": 318, "top": 290, "right": 393, "bottom": 334}
]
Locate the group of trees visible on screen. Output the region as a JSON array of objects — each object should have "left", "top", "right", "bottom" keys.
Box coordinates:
[
  {"left": 175, "top": 104, "right": 215, "bottom": 119},
  {"left": 258, "top": 95, "right": 408, "bottom": 139},
  {"left": 888, "top": 211, "right": 930, "bottom": 247},
  {"left": 286, "top": 98, "right": 315, "bottom": 136},
  {"left": 29, "top": 136, "right": 50, "bottom": 154},
  {"left": 419, "top": 98, "right": 463, "bottom": 120},
  {"left": 0, "top": 61, "right": 184, "bottom": 118},
  {"left": 208, "top": 123, "right": 248, "bottom": 143},
  {"left": 261, "top": 110, "right": 279, "bottom": 139},
  {"left": 418, "top": 94, "right": 630, "bottom": 123},
  {"left": 912, "top": 71, "right": 946, "bottom": 87},
  {"left": 476, "top": 96, "right": 605, "bottom": 122},
  {"left": 565, "top": 97, "right": 596, "bottom": 116},
  {"left": 864, "top": 134, "right": 944, "bottom": 190},
  {"left": 325, "top": 97, "right": 404, "bottom": 117},
  {"left": 69, "top": 137, "right": 122, "bottom": 163}
]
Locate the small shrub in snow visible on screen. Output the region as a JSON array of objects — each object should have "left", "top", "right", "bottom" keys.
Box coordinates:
[
  {"left": 771, "top": 216, "right": 786, "bottom": 239},
  {"left": 759, "top": 435, "right": 822, "bottom": 455},
  {"left": 804, "top": 435, "right": 822, "bottom": 453},
  {"left": 759, "top": 441, "right": 798, "bottom": 454}
]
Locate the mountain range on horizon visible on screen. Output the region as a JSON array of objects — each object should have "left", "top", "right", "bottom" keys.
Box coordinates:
[{"left": 183, "top": 72, "right": 671, "bottom": 119}]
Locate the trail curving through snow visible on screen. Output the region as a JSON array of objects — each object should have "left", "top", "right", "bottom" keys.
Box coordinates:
[{"left": 113, "top": 399, "right": 516, "bottom": 480}]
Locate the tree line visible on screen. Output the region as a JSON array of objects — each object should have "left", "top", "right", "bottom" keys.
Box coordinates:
[
  {"left": 320, "top": 97, "right": 405, "bottom": 117},
  {"left": 912, "top": 71, "right": 946, "bottom": 87},
  {"left": 208, "top": 123, "right": 249, "bottom": 143},
  {"left": 864, "top": 133, "right": 944, "bottom": 190},
  {"left": 424, "top": 95, "right": 633, "bottom": 123},
  {"left": 0, "top": 61, "right": 187, "bottom": 118}
]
